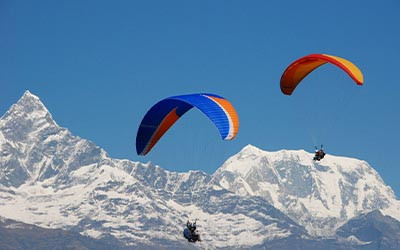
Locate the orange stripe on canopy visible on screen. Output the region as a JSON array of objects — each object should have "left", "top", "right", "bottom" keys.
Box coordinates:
[
  {"left": 280, "top": 54, "right": 364, "bottom": 96},
  {"left": 142, "top": 108, "right": 180, "bottom": 155},
  {"left": 207, "top": 95, "right": 239, "bottom": 140}
]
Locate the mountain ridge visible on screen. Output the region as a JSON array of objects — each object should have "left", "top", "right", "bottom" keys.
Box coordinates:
[
  {"left": 212, "top": 143, "right": 400, "bottom": 236},
  {"left": 0, "top": 91, "right": 399, "bottom": 249}
]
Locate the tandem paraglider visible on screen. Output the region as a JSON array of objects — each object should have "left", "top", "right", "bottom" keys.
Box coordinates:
[
  {"left": 313, "top": 145, "right": 326, "bottom": 161},
  {"left": 183, "top": 220, "right": 201, "bottom": 243},
  {"left": 280, "top": 54, "right": 364, "bottom": 160}
]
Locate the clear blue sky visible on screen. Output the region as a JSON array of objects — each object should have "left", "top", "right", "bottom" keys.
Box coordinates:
[{"left": 1, "top": 0, "right": 399, "bottom": 197}]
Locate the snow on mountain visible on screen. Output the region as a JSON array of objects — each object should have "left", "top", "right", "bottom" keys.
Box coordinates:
[
  {"left": 0, "top": 91, "right": 399, "bottom": 249},
  {"left": 211, "top": 144, "right": 400, "bottom": 236},
  {"left": 0, "top": 90, "right": 107, "bottom": 188},
  {"left": 0, "top": 91, "right": 307, "bottom": 249}
]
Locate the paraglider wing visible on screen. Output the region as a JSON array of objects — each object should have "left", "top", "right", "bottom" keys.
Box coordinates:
[
  {"left": 280, "top": 54, "right": 364, "bottom": 95},
  {"left": 136, "top": 93, "right": 239, "bottom": 155}
]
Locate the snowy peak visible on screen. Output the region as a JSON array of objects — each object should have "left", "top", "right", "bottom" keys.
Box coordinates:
[
  {"left": 212, "top": 146, "right": 400, "bottom": 236},
  {"left": 0, "top": 91, "right": 105, "bottom": 187},
  {"left": 218, "top": 145, "right": 314, "bottom": 179},
  {"left": 236, "top": 144, "right": 314, "bottom": 163},
  {"left": 0, "top": 91, "right": 57, "bottom": 143},
  {"left": 2, "top": 90, "right": 53, "bottom": 122},
  {"left": 239, "top": 144, "right": 263, "bottom": 154},
  {"left": 218, "top": 145, "right": 375, "bottom": 181}
]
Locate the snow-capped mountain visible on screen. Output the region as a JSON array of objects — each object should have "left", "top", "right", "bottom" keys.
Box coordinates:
[
  {"left": 211, "top": 145, "right": 400, "bottom": 236},
  {"left": 0, "top": 91, "right": 305, "bottom": 249},
  {"left": 0, "top": 91, "right": 399, "bottom": 249}
]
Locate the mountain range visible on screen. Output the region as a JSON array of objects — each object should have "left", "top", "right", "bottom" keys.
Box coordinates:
[{"left": 0, "top": 91, "right": 399, "bottom": 249}]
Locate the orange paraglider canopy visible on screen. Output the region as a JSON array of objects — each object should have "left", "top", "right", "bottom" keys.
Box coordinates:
[{"left": 280, "top": 54, "right": 364, "bottom": 95}]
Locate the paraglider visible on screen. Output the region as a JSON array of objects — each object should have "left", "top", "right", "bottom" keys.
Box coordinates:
[
  {"left": 280, "top": 54, "right": 364, "bottom": 157},
  {"left": 183, "top": 220, "right": 201, "bottom": 243},
  {"left": 280, "top": 54, "right": 364, "bottom": 95},
  {"left": 136, "top": 93, "right": 239, "bottom": 156},
  {"left": 313, "top": 145, "right": 326, "bottom": 161}
]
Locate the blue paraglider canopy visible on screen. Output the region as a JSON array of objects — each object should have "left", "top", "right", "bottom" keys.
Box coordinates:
[{"left": 136, "top": 93, "right": 239, "bottom": 156}]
